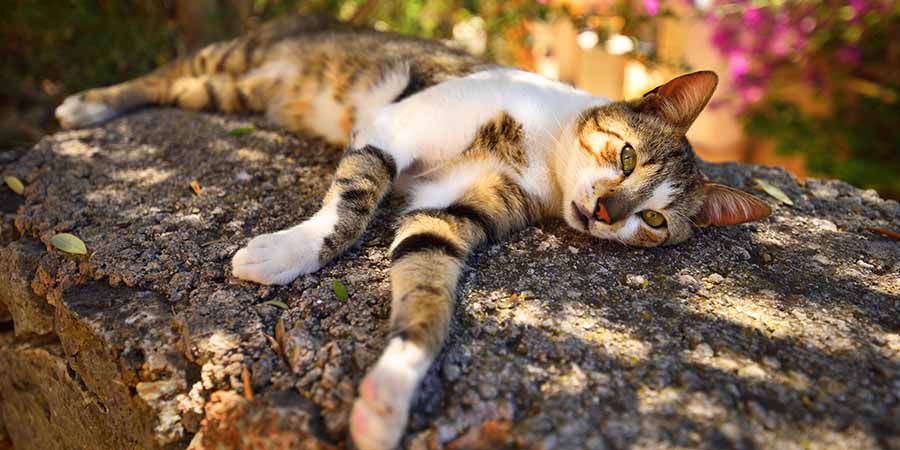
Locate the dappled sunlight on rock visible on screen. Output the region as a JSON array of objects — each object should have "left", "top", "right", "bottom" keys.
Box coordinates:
[
  {"left": 2, "top": 110, "right": 897, "bottom": 449},
  {"left": 112, "top": 167, "right": 174, "bottom": 186},
  {"left": 233, "top": 147, "right": 270, "bottom": 162},
  {"left": 56, "top": 139, "right": 100, "bottom": 159}
]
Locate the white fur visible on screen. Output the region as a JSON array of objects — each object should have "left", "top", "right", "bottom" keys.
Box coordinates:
[
  {"left": 350, "top": 65, "right": 411, "bottom": 136},
  {"left": 639, "top": 180, "right": 676, "bottom": 212},
  {"left": 404, "top": 161, "right": 498, "bottom": 211},
  {"left": 308, "top": 89, "right": 348, "bottom": 144},
  {"left": 618, "top": 181, "right": 676, "bottom": 241},
  {"left": 583, "top": 131, "right": 609, "bottom": 151},
  {"left": 353, "top": 68, "right": 607, "bottom": 182},
  {"left": 231, "top": 201, "right": 338, "bottom": 285},
  {"left": 616, "top": 215, "right": 643, "bottom": 241},
  {"left": 350, "top": 338, "right": 431, "bottom": 450},
  {"left": 247, "top": 59, "right": 299, "bottom": 80},
  {"left": 55, "top": 95, "right": 118, "bottom": 129}
]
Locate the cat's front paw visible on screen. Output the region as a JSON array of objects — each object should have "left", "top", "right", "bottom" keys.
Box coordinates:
[
  {"left": 231, "top": 226, "right": 324, "bottom": 285},
  {"left": 350, "top": 339, "right": 428, "bottom": 450},
  {"left": 55, "top": 94, "right": 118, "bottom": 129}
]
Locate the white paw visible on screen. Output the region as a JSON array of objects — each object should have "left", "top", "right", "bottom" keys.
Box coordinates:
[
  {"left": 350, "top": 339, "right": 430, "bottom": 450},
  {"left": 55, "top": 95, "right": 118, "bottom": 129},
  {"left": 231, "top": 225, "right": 324, "bottom": 285}
]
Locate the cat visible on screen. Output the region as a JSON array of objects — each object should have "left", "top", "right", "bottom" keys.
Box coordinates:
[{"left": 54, "top": 15, "right": 771, "bottom": 450}]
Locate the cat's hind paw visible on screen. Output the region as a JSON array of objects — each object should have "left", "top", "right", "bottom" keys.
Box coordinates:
[
  {"left": 350, "top": 339, "right": 429, "bottom": 450},
  {"left": 231, "top": 227, "right": 324, "bottom": 285},
  {"left": 55, "top": 94, "right": 118, "bottom": 129}
]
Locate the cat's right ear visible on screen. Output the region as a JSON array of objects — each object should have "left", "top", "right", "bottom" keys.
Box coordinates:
[
  {"left": 637, "top": 71, "right": 718, "bottom": 132},
  {"left": 694, "top": 182, "right": 771, "bottom": 227}
]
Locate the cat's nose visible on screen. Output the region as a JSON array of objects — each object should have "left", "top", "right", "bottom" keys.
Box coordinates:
[{"left": 594, "top": 198, "right": 612, "bottom": 224}]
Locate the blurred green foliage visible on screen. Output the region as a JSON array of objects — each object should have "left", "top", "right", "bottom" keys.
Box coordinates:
[
  {"left": 0, "top": 0, "right": 177, "bottom": 145},
  {"left": 1, "top": 1, "right": 177, "bottom": 97}
]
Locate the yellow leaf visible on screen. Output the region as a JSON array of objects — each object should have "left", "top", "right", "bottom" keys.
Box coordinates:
[
  {"left": 753, "top": 178, "right": 793, "bottom": 206},
  {"left": 190, "top": 180, "right": 201, "bottom": 195},
  {"left": 3, "top": 176, "right": 24, "bottom": 195},
  {"left": 50, "top": 233, "right": 87, "bottom": 255}
]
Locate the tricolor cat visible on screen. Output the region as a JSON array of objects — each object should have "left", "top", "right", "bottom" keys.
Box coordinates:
[{"left": 55, "top": 15, "right": 770, "bottom": 450}]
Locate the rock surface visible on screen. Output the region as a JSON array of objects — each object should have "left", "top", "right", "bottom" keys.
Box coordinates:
[{"left": 0, "top": 109, "right": 898, "bottom": 450}]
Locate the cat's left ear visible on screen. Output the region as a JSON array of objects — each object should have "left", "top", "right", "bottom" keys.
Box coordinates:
[
  {"left": 639, "top": 71, "right": 718, "bottom": 131},
  {"left": 694, "top": 182, "right": 771, "bottom": 227}
]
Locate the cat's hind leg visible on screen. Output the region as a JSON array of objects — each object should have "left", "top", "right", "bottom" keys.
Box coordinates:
[
  {"left": 55, "top": 38, "right": 263, "bottom": 128},
  {"left": 231, "top": 145, "right": 396, "bottom": 284},
  {"left": 54, "top": 76, "right": 171, "bottom": 129},
  {"left": 350, "top": 168, "right": 536, "bottom": 450}
]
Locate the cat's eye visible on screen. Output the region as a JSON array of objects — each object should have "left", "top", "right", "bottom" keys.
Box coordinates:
[
  {"left": 621, "top": 144, "right": 636, "bottom": 176},
  {"left": 640, "top": 210, "right": 667, "bottom": 228}
]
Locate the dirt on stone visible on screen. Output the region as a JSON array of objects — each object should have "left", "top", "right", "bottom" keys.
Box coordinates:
[{"left": 0, "top": 108, "right": 898, "bottom": 450}]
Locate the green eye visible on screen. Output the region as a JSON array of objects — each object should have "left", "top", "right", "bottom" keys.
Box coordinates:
[
  {"left": 640, "top": 210, "right": 667, "bottom": 228},
  {"left": 621, "top": 144, "right": 636, "bottom": 176}
]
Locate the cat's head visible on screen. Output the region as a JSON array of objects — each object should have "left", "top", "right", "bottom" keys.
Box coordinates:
[{"left": 559, "top": 71, "right": 770, "bottom": 247}]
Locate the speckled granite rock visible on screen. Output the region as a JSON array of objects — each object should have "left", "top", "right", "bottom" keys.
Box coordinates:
[{"left": 0, "top": 109, "right": 897, "bottom": 450}]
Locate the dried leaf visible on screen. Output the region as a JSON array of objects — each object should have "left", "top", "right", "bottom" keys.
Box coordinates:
[
  {"left": 227, "top": 125, "right": 256, "bottom": 137},
  {"left": 242, "top": 366, "right": 254, "bottom": 401},
  {"left": 264, "top": 334, "right": 280, "bottom": 354},
  {"left": 3, "top": 175, "right": 24, "bottom": 195},
  {"left": 753, "top": 178, "right": 793, "bottom": 206},
  {"left": 190, "top": 180, "right": 201, "bottom": 195},
  {"left": 332, "top": 279, "right": 349, "bottom": 301},
  {"left": 50, "top": 233, "right": 87, "bottom": 255},
  {"left": 274, "top": 318, "right": 286, "bottom": 358},
  {"left": 497, "top": 293, "right": 519, "bottom": 309},
  {"left": 264, "top": 299, "right": 289, "bottom": 309},
  {"left": 867, "top": 227, "right": 900, "bottom": 241}
]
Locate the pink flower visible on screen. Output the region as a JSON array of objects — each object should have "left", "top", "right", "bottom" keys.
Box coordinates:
[
  {"left": 739, "top": 85, "right": 765, "bottom": 104},
  {"left": 643, "top": 0, "right": 659, "bottom": 16},
  {"left": 743, "top": 7, "right": 767, "bottom": 30},
  {"left": 729, "top": 52, "right": 751, "bottom": 79},
  {"left": 848, "top": 0, "right": 867, "bottom": 15},
  {"left": 769, "top": 28, "right": 794, "bottom": 57}
]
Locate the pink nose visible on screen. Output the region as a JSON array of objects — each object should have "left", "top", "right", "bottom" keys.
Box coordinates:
[{"left": 594, "top": 199, "right": 611, "bottom": 224}]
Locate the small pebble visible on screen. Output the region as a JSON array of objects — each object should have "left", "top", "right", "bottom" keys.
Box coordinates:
[
  {"left": 625, "top": 274, "right": 648, "bottom": 289},
  {"left": 675, "top": 274, "right": 700, "bottom": 292},
  {"left": 738, "top": 363, "right": 767, "bottom": 379},
  {"left": 857, "top": 260, "right": 874, "bottom": 270},
  {"left": 443, "top": 363, "right": 461, "bottom": 381},
  {"left": 568, "top": 246, "right": 579, "bottom": 254},
  {"left": 707, "top": 273, "right": 725, "bottom": 284},
  {"left": 733, "top": 247, "right": 751, "bottom": 261},
  {"left": 813, "top": 254, "right": 832, "bottom": 266},
  {"left": 693, "top": 343, "right": 714, "bottom": 359}
]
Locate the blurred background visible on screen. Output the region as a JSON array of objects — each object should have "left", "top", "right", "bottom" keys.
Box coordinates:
[{"left": 2, "top": 0, "right": 897, "bottom": 197}]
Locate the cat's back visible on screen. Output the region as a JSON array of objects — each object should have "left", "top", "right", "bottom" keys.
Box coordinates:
[{"left": 251, "top": 15, "right": 485, "bottom": 91}]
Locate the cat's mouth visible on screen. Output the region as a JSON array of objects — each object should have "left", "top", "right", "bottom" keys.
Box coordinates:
[{"left": 571, "top": 201, "right": 591, "bottom": 230}]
